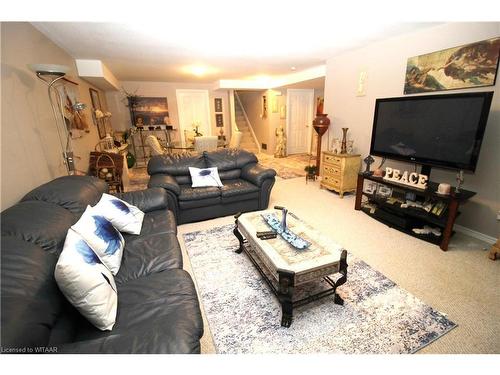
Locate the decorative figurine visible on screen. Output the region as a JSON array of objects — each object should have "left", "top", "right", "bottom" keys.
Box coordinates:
[
  {"left": 363, "top": 155, "right": 375, "bottom": 175},
  {"left": 455, "top": 170, "right": 464, "bottom": 193},
  {"left": 331, "top": 138, "right": 341, "bottom": 154},
  {"left": 274, "top": 126, "right": 287, "bottom": 158},
  {"left": 274, "top": 205, "right": 288, "bottom": 232}
]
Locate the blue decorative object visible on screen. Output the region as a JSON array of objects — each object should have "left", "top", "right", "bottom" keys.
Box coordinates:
[
  {"left": 92, "top": 215, "right": 123, "bottom": 255},
  {"left": 110, "top": 199, "right": 130, "bottom": 214},
  {"left": 261, "top": 213, "right": 311, "bottom": 250},
  {"left": 199, "top": 169, "right": 211, "bottom": 176},
  {"left": 75, "top": 239, "right": 101, "bottom": 265}
]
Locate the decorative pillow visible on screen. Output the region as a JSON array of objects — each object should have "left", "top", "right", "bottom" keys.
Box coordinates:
[
  {"left": 92, "top": 193, "right": 144, "bottom": 235},
  {"left": 72, "top": 206, "right": 125, "bottom": 275},
  {"left": 189, "top": 167, "right": 223, "bottom": 188},
  {"left": 54, "top": 229, "right": 117, "bottom": 331}
]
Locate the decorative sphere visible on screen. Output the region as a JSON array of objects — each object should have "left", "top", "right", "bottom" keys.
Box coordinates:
[{"left": 101, "top": 168, "right": 108, "bottom": 173}]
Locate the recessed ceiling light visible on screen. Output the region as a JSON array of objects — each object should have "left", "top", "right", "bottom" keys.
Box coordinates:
[{"left": 291, "top": 66, "right": 296, "bottom": 71}]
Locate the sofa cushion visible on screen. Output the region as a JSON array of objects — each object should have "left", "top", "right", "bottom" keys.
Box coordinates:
[
  {"left": 21, "top": 175, "right": 108, "bottom": 216},
  {"left": 179, "top": 196, "right": 222, "bottom": 210},
  {"left": 140, "top": 210, "right": 177, "bottom": 236},
  {"left": 148, "top": 153, "right": 206, "bottom": 176},
  {"left": 204, "top": 148, "right": 258, "bottom": 171},
  {"left": 1, "top": 201, "right": 75, "bottom": 254},
  {"left": 178, "top": 185, "right": 221, "bottom": 201},
  {"left": 219, "top": 169, "right": 241, "bottom": 180},
  {"left": 115, "top": 232, "right": 183, "bottom": 284},
  {"left": 1, "top": 236, "right": 64, "bottom": 349},
  {"left": 67, "top": 270, "right": 203, "bottom": 353},
  {"left": 220, "top": 179, "right": 259, "bottom": 197}
]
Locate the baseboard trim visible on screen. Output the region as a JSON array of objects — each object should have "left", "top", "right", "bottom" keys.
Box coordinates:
[{"left": 454, "top": 224, "right": 496, "bottom": 245}]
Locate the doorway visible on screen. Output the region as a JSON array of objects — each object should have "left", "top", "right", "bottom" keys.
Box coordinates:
[
  {"left": 286, "top": 89, "right": 314, "bottom": 155},
  {"left": 176, "top": 89, "right": 211, "bottom": 147}
]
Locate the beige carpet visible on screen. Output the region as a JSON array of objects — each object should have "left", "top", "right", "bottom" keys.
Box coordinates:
[{"left": 177, "top": 177, "right": 500, "bottom": 354}]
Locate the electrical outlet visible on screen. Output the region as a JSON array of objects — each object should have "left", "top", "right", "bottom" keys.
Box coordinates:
[{"left": 262, "top": 143, "right": 267, "bottom": 150}]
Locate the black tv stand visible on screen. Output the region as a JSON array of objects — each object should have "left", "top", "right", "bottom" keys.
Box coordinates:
[{"left": 354, "top": 173, "right": 476, "bottom": 251}]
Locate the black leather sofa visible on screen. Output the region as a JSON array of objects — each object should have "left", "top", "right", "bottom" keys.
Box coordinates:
[
  {"left": 1, "top": 176, "right": 203, "bottom": 354},
  {"left": 147, "top": 149, "right": 276, "bottom": 224}
]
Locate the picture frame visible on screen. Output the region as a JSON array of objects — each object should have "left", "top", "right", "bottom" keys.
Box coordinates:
[
  {"left": 261, "top": 95, "right": 267, "bottom": 118},
  {"left": 363, "top": 181, "right": 378, "bottom": 195},
  {"left": 215, "top": 113, "right": 224, "bottom": 127},
  {"left": 404, "top": 37, "right": 500, "bottom": 94},
  {"left": 376, "top": 184, "right": 393, "bottom": 199},
  {"left": 133, "top": 97, "right": 170, "bottom": 127},
  {"left": 89, "top": 88, "right": 101, "bottom": 126},
  {"left": 214, "top": 98, "right": 223, "bottom": 113}
]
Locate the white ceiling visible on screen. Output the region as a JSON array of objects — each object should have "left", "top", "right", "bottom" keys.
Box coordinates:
[{"left": 33, "top": 21, "right": 439, "bottom": 83}]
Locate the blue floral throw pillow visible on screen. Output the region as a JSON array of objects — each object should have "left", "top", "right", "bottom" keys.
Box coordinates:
[
  {"left": 189, "top": 167, "right": 223, "bottom": 187},
  {"left": 93, "top": 193, "right": 144, "bottom": 235},
  {"left": 55, "top": 229, "right": 117, "bottom": 330},
  {"left": 72, "top": 205, "right": 125, "bottom": 275}
]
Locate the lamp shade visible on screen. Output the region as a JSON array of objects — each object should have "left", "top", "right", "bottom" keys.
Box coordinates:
[{"left": 27, "top": 63, "right": 70, "bottom": 76}]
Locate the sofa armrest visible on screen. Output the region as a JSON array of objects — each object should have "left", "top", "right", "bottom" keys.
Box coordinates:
[
  {"left": 114, "top": 188, "right": 168, "bottom": 213},
  {"left": 148, "top": 174, "right": 181, "bottom": 195},
  {"left": 241, "top": 163, "right": 277, "bottom": 187}
]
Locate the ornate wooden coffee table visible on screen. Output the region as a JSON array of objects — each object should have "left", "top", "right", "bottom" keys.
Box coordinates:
[{"left": 234, "top": 209, "right": 348, "bottom": 327}]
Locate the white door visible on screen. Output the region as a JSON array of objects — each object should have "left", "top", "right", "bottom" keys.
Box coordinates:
[
  {"left": 176, "top": 89, "right": 212, "bottom": 147},
  {"left": 286, "top": 89, "right": 315, "bottom": 154}
]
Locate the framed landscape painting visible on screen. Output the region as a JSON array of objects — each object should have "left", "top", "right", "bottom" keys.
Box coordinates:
[
  {"left": 133, "top": 97, "right": 170, "bottom": 127},
  {"left": 404, "top": 37, "right": 500, "bottom": 94}
]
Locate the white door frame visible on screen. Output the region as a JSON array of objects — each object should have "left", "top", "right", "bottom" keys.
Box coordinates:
[
  {"left": 176, "top": 89, "right": 212, "bottom": 147},
  {"left": 286, "top": 89, "right": 315, "bottom": 155}
]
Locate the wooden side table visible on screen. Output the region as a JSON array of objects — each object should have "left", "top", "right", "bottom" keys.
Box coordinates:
[{"left": 320, "top": 152, "right": 361, "bottom": 198}]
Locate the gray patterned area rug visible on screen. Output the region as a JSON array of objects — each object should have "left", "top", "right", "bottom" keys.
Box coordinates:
[{"left": 183, "top": 224, "right": 456, "bottom": 354}]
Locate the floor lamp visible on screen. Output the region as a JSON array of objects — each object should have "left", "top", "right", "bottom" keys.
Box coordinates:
[{"left": 28, "top": 63, "right": 75, "bottom": 175}]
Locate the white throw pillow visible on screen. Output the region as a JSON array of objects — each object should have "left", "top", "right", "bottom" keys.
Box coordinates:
[
  {"left": 72, "top": 205, "right": 125, "bottom": 275},
  {"left": 55, "top": 229, "right": 117, "bottom": 331},
  {"left": 189, "top": 167, "right": 223, "bottom": 187},
  {"left": 93, "top": 193, "right": 144, "bottom": 235}
]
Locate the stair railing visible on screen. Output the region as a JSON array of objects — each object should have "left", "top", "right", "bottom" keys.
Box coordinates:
[{"left": 234, "top": 91, "right": 261, "bottom": 153}]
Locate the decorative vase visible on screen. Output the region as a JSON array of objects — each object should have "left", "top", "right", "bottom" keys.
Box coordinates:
[
  {"left": 340, "top": 127, "right": 349, "bottom": 154},
  {"left": 312, "top": 114, "right": 331, "bottom": 175}
]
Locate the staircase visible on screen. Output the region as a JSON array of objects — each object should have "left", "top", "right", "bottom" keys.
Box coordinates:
[{"left": 234, "top": 98, "right": 259, "bottom": 154}]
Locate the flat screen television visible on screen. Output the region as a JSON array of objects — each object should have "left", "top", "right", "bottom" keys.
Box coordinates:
[{"left": 369, "top": 91, "right": 494, "bottom": 172}]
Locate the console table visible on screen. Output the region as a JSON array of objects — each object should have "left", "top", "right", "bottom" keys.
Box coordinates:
[{"left": 354, "top": 173, "right": 476, "bottom": 251}]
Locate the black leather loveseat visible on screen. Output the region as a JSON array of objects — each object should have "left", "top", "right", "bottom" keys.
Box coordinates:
[
  {"left": 147, "top": 149, "right": 276, "bottom": 224},
  {"left": 1, "top": 176, "right": 203, "bottom": 354}
]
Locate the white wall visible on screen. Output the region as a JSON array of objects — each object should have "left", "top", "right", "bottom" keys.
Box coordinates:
[
  {"left": 323, "top": 22, "right": 500, "bottom": 238},
  {"left": 105, "top": 81, "right": 231, "bottom": 145},
  {"left": 1, "top": 22, "right": 107, "bottom": 210}
]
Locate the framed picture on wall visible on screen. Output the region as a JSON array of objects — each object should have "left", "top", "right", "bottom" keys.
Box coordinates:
[
  {"left": 404, "top": 37, "right": 500, "bottom": 94},
  {"left": 133, "top": 97, "right": 170, "bottom": 127},
  {"left": 214, "top": 98, "right": 223, "bottom": 113},
  {"left": 89, "top": 88, "right": 101, "bottom": 126},
  {"left": 215, "top": 113, "right": 224, "bottom": 127}
]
